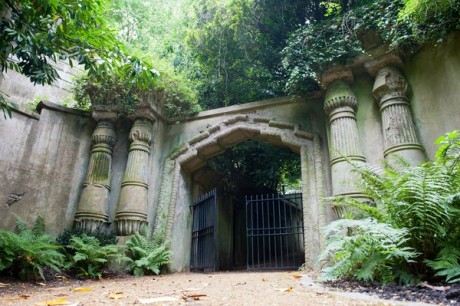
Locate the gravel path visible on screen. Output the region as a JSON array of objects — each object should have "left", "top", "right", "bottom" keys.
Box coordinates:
[{"left": 0, "top": 272, "right": 444, "bottom": 305}]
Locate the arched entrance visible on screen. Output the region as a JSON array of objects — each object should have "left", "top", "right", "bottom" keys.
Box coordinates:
[{"left": 154, "top": 114, "right": 327, "bottom": 271}]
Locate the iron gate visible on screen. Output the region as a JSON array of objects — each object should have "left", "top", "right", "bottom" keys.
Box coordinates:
[
  {"left": 190, "top": 189, "right": 217, "bottom": 271},
  {"left": 246, "top": 192, "right": 304, "bottom": 270}
]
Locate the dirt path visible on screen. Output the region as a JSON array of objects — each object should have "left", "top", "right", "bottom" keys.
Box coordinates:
[{"left": 0, "top": 271, "right": 435, "bottom": 305}]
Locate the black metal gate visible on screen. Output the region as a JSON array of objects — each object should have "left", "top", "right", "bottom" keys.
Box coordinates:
[
  {"left": 190, "top": 189, "right": 217, "bottom": 271},
  {"left": 246, "top": 192, "right": 304, "bottom": 270}
]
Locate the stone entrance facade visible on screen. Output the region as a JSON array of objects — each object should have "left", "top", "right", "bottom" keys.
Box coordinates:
[{"left": 1, "top": 33, "right": 460, "bottom": 272}]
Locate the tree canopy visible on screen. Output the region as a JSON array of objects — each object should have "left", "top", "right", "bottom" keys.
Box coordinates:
[
  {"left": 0, "top": 0, "right": 157, "bottom": 118},
  {"left": 2, "top": 0, "right": 460, "bottom": 189}
]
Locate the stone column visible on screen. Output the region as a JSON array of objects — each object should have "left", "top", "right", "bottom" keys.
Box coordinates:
[
  {"left": 74, "top": 120, "right": 116, "bottom": 232},
  {"left": 372, "top": 67, "right": 425, "bottom": 165},
  {"left": 324, "top": 80, "right": 366, "bottom": 217},
  {"left": 115, "top": 118, "right": 153, "bottom": 235}
]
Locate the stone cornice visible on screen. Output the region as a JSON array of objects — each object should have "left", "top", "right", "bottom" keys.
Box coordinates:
[
  {"left": 364, "top": 53, "right": 403, "bottom": 77},
  {"left": 37, "top": 100, "right": 90, "bottom": 118},
  {"left": 320, "top": 68, "right": 354, "bottom": 89}
]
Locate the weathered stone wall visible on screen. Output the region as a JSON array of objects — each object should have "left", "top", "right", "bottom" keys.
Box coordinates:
[
  {"left": 0, "top": 60, "right": 82, "bottom": 107},
  {"left": 0, "top": 31, "right": 459, "bottom": 273},
  {"left": 0, "top": 103, "right": 94, "bottom": 235},
  {"left": 405, "top": 32, "right": 460, "bottom": 159},
  {"left": 353, "top": 32, "right": 460, "bottom": 164},
  {"left": 156, "top": 97, "right": 332, "bottom": 271}
]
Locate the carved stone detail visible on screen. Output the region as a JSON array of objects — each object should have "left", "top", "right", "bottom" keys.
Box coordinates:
[
  {"left": 153, "top": 114, "right": 325, "bottom": 270},
  {"left": 324, "top": 80, "right": 365, "bottom": 163},
  {"left": 74, "top": 120, "right": 115, "bottom": 232},
  {"left": 373, "top": 67, "right": 425, "bottom": 163},
  {"left": 115, "top": 118, "right": 153, "bottom": 236},
  {"left": 373, "top": 66, "right": 409, "bottom": 103},
  {"left": 324, "top": 80, "right": 366, "bottom": 217}
]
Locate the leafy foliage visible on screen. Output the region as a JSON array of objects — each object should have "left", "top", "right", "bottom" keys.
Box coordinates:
[
  {"left": 323, "top": 131, "right": 460, "bottom": 283},
  {"left": 426, "top": 246, "right": 460, "bottom": 283},
  {"left": 207, "top": 140, "right": 301, "bottom": 192},
  {"left": 1, "top": 0, "right": 157, "bottom": 85},
  {"left": 319, "top": 218, "right": 418, "bottom": 284},
  {"left": 125, "top": 227, "right": 171, "bottom": 277},
  {"left": 56, "top": 227, "right": 117, "bottom": 250},
  {"left": 0, "top": 0, "right": 158, "bottom": 120},
  {"left": 0, "top": 216, "right": 65, "bottom": 280},
  {"left": 282, "top": 0, "right": 460, "bottom": 92},
  {"left": 186, "top": 0, "right": 313, "bottom": 109},
  {"left": 73, "top": 68, "right": 201, "bottom": 118},
  {"left": 0, "top": 92, "right": 16, "bottom": 119},
  {"left": 67, "top": 235, "right": 128, "bottom": 279}
]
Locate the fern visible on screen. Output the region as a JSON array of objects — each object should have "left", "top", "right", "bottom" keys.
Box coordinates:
[
  {"left": 319, "top": 218, "right": 418, "bottom": 284},
  {"left": 126, "top": 227, "right": 171, "bottom": 276},
  {"left": 68, "top": 235, "right": 129, "bottom": 279},
  {"left": 325, "top": 131, "right": 460, "bottom": 283},
  {"left": 0, "top": 216, "right": 65, "bottom": 280},
  {"left": 426, "top": 247, "right": 460, "bottom": 283}
]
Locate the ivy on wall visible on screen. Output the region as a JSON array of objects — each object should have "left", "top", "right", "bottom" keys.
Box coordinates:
[{"left": 282, "top": 0, "right": 460, "bottom": 93}]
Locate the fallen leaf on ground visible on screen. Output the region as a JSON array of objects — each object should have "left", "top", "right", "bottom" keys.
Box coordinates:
[
  {"left": 0, "top": 296, "right": 29, "bottom": 302},
  {"left": 137, "top": 296, "right": 179, "bottom": 304},
  {"left": 35, "top": 297, "right": 68, "bottom": 305},
  {"left": 292, "top": 274, "right": 302, "bottom": 279},
  {"left": 54, "top": 294, "right": 68, "bottom": 297},
  {"left": 275, "top": 287, "right": 293, "bottom": 292},
  {"left": 71, "top": 287, "right": 93, "bottom": 292},
  {"left": 109, "top": 292, "right": 126, "bottom": 299},
  {"left": 420, "top": 282, "right": 450, "bottom": 291},
  {"left": 37, "top": 282, "right": 47, "bottom": 286},
  {"left": 182, "top": 294, "right": 207, "bottom": 301},
  {"left": 0, "top": 282, "right": 10, "bottom": 287},
  {"left": 233, "top": 281, "right": 246, "bottom": 286},
  {"left": 56, "top": 276, "right": 67, "bottom": 279}
]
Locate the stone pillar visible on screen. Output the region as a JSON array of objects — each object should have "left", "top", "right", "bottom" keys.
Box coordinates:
[
  {"left": 115, "top": 118, "right": 153, "bottom": 236},
  {"left": 372, "top": 67, "right": 425, "bottom": 165},
  {"left": 74, "top": 120, "right": 116, "bottom": 232},
  {"left": 324, "top": 80, "right": 366, "bottom": 217}
]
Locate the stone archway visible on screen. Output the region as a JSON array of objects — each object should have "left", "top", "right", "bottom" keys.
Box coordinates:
[{"left": 154, "top": 114, "right": 327, "bottom": 271}]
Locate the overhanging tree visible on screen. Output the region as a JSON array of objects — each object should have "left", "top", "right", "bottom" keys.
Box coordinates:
[{"left": 0, "top": 0, "right": 157, "bottom": 118}]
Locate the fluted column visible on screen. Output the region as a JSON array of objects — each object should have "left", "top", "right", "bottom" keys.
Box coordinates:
[
  {"left": 115, "top": 118, "right": 153, "bottom": 235},
  {"left": 74, "top": 120, "right": 116, "bottom": 232},
  {"left": 324, "top": 80, "right": 366, "bottom": 218},
  {"left": 373, "top": 67, "right": 425, "bottom": 165}
]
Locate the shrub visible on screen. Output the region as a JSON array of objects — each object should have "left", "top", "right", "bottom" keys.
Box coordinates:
[
  {"left": 125, "top": 228, "right": 171, "bottom": 276},
  {"left": 319, "top": 218, "right": 418, "bottom": 284},
  {"left": 426, "top": 246, "right": 460, "bottom": 283},
  {"left": 67, "top": 235, "right": 128, "bottom": 279},
  {"left": 0, "top": 216, "right": 65, "bottom": 280},
  {"left": 57, "top": 226, "right": 117, "bottom": 250}
]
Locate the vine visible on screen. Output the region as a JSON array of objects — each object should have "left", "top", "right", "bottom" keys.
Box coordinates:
[{"left": 282, "top": 0, "right": 460, "bottom": 93}]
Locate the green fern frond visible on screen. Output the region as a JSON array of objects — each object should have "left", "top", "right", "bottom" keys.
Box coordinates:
[
  {"left": 426, "top": 246, "right": 460, "bottom": 283},
  {"left": 32, "top": 216, "right": 46, "bottom": 237},
  {"left": 126, "top": 228, "right": 171, "bottom": 276}
]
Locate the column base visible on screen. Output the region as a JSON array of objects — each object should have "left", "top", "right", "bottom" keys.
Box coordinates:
[
  {"left": 74, "top": 212, "right": 110, "bottom": 233},
  {"left": 115, "top": 211, "right": 148, "bottom": 236}
]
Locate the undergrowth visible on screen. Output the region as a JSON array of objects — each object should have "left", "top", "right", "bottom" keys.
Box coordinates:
[
  {"left": 0, "top": 216, "right": 65, "bottom": 280},
  {"left": 321, "top": 131, "right": 460, "bottom": 284},
  {"left": 125, "top": 227, "right": 171, "bottom": 276}
]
